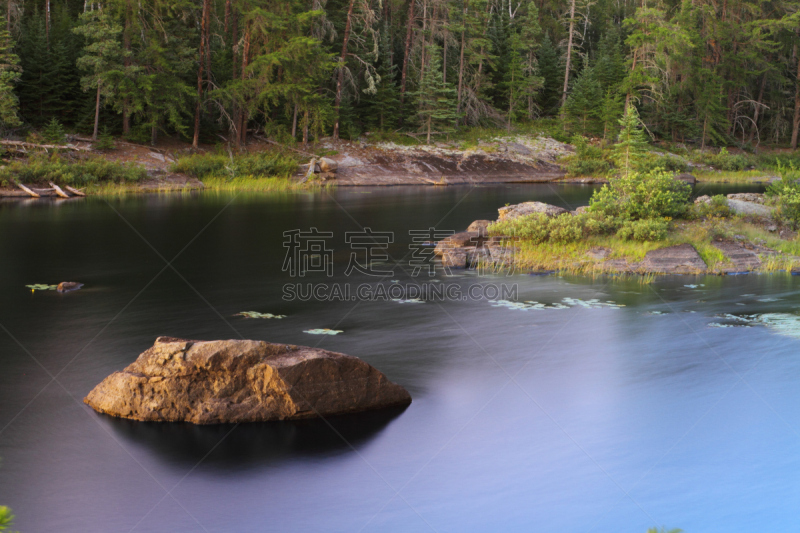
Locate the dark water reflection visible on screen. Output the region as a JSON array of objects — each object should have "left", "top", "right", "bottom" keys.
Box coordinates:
[{"left": 1, "top": 184, "right": 798, "bottom": 533}]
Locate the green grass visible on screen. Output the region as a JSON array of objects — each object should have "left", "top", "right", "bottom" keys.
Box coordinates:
[
  {"left": 170, "top": 152, "right": 299, "bottom": 179},
  {"left": 201, "top": 176, "right": 328, "bottom": 192},
  {"left": 0, "top": 155, "right": 146, "bottom": 186},
  {"left": 506, "top": 217, "right": 799, "bottom": 274}
]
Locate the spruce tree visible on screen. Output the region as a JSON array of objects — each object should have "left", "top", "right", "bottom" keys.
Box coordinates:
[
  {"left": 536, "top": 35, "right": 562, "bottom": 115},
  {"left": 563, "top": 66, "right": 602, "bottom": 134},
  {"left": 413, "top": 45, "right": 458, "bottom": 144},
  {"left": 612, "top": 104, "right": 650, "bottom": 177},
  {"left": 0, "top": 29, "right": 21, "bottom": 128}
]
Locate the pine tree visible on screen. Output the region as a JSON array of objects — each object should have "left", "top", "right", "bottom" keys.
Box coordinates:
[
  {"left": 599, "top": 88, "right": 623, "bottom": 141},
  {"left": 563, "top": 65, "right": 602, "bottom": 134},
  {"left": 413, "top": 44, "right": 458, "bottom": 144},
  {"left": 73, "top": 10, "right": 124, "bottom": 140},
  {"left": 536, "top": 35, "right": 561, "bottom": 115},
  {"left": 612, "top": 104, "right": 650, "bottom": 177},
  {"left": 0, "top": 28, "right": 21, "bottom": 128}
]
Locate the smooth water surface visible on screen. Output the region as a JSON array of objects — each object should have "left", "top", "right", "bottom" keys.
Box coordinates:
[{"left": 1, "top": 183, "right": 798, "bottom": 533}]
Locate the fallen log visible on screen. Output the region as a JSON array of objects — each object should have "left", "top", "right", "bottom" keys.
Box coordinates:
[
  {"left": 64, "top": 185, "right": 86, "bottom": 197},
  {"left": 49, "top": 182, "right": 71, "bottom": 198},
  {"left": 0, "top": 140, "right": 90, "bottom": 152},
  {"left": 253, "top": 135, "right": 316, "bottom": 158},
  {"left": 10, "top": 179, "right": 39, "bottom": 198}
]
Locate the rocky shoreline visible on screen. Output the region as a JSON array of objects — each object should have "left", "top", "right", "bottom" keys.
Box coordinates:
[{"left": 435, "top": 194, "right": 800, "bottom": 276}]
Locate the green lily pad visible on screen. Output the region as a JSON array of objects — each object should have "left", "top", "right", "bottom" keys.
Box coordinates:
[
  {"left": 303, "top": 328, "right": 343, "bottom": 335},
  {"left": 236, "top": 311, "right": 286, "bottom": 319},
  {"left": 26, "top": 284, "right": 58, "bottom": 291}
]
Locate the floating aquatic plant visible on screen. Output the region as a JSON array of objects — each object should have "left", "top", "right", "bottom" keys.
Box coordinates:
[
  {"left": 236, "top": 311, "right": 286, "bottom": 319},
  {"left": 490, "top": 298, "right": 624, "bottom": 311},
  {"left": 561, "top": 298, "right": 625, "bottom": 309},
  {"left": 684, "top": 284, "right": 705, "bottom": 289},
  {"left": 393, "top": 298, "right": 424, "bottom": 304},
  {"left": 26, "top": 284, "right": 58, "bottom": 291},
  {"left": 709, "top": 313, "right": 800, "bottom": 338},
  {"left": 489, "top": 300, "right": 569, "bottom": 311},
  {"left": 304, "top": 328, "right": 343, "bottom": 335}
]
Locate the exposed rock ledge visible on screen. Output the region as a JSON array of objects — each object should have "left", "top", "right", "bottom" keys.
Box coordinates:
[{"left": 84, "top": 337, "right": 411, "bottom": 424}]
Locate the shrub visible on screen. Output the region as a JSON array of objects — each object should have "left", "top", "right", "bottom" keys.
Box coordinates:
[
  {"left": 0, "top": 155, "right": 146, "bottom": 185},
  {"left": 488, "top": 211, "right": 619, "bottom": 244},
  {"left": 690, "top": 195, "right": 731, "bottom": 219},
  {"left": 766, "top": 161, "right": 800, "bottom": 226},
  {"left": 615, "top": 218, "right": 669, "bottom": 241},
  {"left": 548, "top": 213, "right": 585, "bottom": 243},
  {"left": 564, "top": 136, "right": 610, "bottom": 177},
  {"left": 638, "top": 154, "right": 688, "bottom": 173},
  {"left": 697, "top": 147, "right": 750, "bottom": 171},
  {"left": 42, "top": 117, "right": 67, "bottom": 145},
  {"left": 95, "top": 127, "right": 116, "bottom": 151},
  {"left": 171, "top": 152, "right": 298, "bottom": 179},
  {"left": 589, "top": 169, "right": 692, "bottom": 220}
]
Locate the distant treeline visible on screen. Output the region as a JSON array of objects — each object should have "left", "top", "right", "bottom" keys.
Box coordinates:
[{"left": 0, "top": 0, "right": 797, "bottom": 148}]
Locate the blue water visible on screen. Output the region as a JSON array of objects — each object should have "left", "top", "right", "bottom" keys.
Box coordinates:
[{"left": 1, "top": 184, "right": 798, "bottom": 533}]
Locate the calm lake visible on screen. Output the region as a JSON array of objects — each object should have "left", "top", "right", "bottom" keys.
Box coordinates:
[{"left": 2, "top": 183, "right": 799, "bottom": 533}]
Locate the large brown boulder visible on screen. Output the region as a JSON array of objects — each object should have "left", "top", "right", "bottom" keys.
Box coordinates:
[
  {"left": 497, "top": 201, "right": 568, "bottom": 221},
  {"left": 434, "top": 231, "right": 485, "bottom": 256},
  {"left": 84, "top": 337, "right": 411, "bottom": 424}
]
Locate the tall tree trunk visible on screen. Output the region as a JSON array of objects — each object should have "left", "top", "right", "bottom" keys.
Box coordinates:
[
  {"left": 45, "top": 0, "right": 50, "bottom": 43},
  {"left": 419, "top": 0, "right": 428, "bottom": 87},
  {"left": 292, "top": 103, "right": 298, "bottom": 139},
  {"left": 792, "top": 41, "right": 800, "bottom": 150},
  {"left": 224, "top": 0, "right": 230, "bottom": 33},
  {"left": 193, "top": 0, "right": 211, "bottom": 148},
  {"left": 231, "top": 9, "right": 239, "bottom": 146},
  {"left": 561, "top": 0, "right": 576, "bottom": 107},
  {"left": 122, "top": 0, "right": 131, "bottom": 135},
  {"left": 747, "top": 72, "right": 767, "bottom": 144},
  {"left": 399, "top": 0, "right": 416, "bottom": 110},
  {"left": 456, "top": 8, "right": 465, "bottom": 115},
  {"left": 239, "top": 24, "right": 250, "bottom": 145},
  {"left": 93, "top": 84, "right": 101, "bottom": 141},
  {"left": 442, "top": 23, "right": 447, "bottom": 85},
  {"left": 333, "top": 0, "right": 356, "bottom": 140},
  {"left": 303, "top": 110, "right": 309, "bottom": 145},
  {"left": 6, "top": 0, "right": 11, "bottom": 34}
]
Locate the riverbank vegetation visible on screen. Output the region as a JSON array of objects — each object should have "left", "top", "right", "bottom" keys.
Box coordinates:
[{"left": 489, "top": 110, "right": 800, "bottom": 274}]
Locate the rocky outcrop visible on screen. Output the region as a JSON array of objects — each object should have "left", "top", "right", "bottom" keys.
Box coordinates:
[
  {"left": 727, "top": 192, "right": 765, "bottom": 204},
  {"left": 726, "top": 199, "right": 772, "bottom": 217},
  {"left": 674, "top": 173, "right": 697, "bottom": 184},
  {"left": 84, "top": 337, "right": 411, "bottom": 424},
  {"left": 641, "top": 243, "right": 707, "bottom": 274},
  {"left": 467, "top": 220, "right": 492, "bottom": 234},
  {"left": 497, "top": 201, "right": 569, "bottom": 221}
]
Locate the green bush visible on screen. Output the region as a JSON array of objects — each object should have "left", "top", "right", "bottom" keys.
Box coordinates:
[
  {"left": 548, "top": 213, "right": 585, "bottom": 243},
  {"left": 638, "top": 155, "right": 688, "bottom": 173},
  {"left": 95, "top": 127, "right": 116, "bottom": 151},
  {"left": 697, "top": 147, "right": 750, "bottom": 171},
  {"left": 564, "top": 136, "right": 610, "bottom": 177},
  {"left": 0, "top": 505, "right": 14, "bottom": 532},
  {"left": 615, "top": 218, "right": 669, "bottom": 241},
  {"left": 488, "top": 211, "right": 619, "bottom": 244},
  {"left": 171, "top": 152, "right": 298, "bottom": 179},
  {"left": 0, "top": 155, "right": 146, "bottom": 185},
  {"left": 589, "top": 169, "right": 692, "bottom": 220},
  {"left": 42, "top": 117, "right": 67, "bottom": 145},
  {"left": 766, "top": 161, "right": 800, "bottom": 226},
  {"left": 691, "top": 195, "right": 731, "bottom": 219}
]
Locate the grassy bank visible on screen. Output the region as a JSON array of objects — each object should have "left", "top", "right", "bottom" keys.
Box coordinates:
[{"left": 506, "top": 218, "right": 800, "bottom": 275}]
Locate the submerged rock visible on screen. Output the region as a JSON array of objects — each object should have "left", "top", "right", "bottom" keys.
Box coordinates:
[
  {"left": 727, "top": 192, "right": 765, "bottom": 204},
  {"left": 497, "top": 201, "right": 568, "bottom": 221},
  {"left": 84, "top": 337, "right": 411, "bottom": 424},
  {"left": 57, "top": 281, "right": 83, "bottom": 293}
]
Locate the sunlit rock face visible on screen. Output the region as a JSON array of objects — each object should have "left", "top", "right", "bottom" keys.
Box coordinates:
[{"left": 84, "top": 337, "right": 411, "bottom": 424}]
